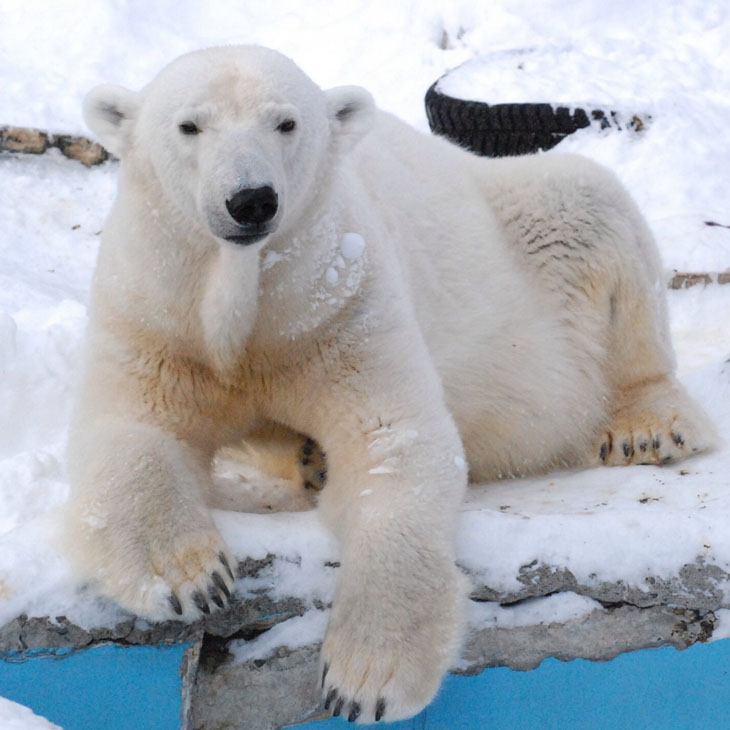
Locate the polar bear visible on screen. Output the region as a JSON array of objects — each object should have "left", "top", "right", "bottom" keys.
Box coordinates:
[{"left": 65, "top": 45, "right": 715, "bottom": 723}]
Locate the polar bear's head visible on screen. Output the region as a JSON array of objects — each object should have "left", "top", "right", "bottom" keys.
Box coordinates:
[{"left": 84, "top": 46, "right": 374, "bottom": 246}]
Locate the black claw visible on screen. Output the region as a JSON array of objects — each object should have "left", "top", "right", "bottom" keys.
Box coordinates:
[
  {"left": 303, "top": 438, "right": 315, "bottom": 456},
  {"left": 672, "top": 432, "right": 685, "bottom": 447},
  {"left": 321, "top": 663, "right": 329, "bottom": 689},
  {"left": 375, "top": 697, "right": 386, "bottom": 722},
  {"left": 219, "top": 552, "right": 235, "bottom": 581},
  {"left": 318, "top": 469, "right": 328, "bottom": 482},
  {"left": 599, "top": 442, "right": 608, "bottom": 462},
  {"left": 652, "top": 436, "right": 661, "bottom": 450},
  {"left": 348, "top": 702, "right": 361, "bottom": 722},
  {"left": 324, "top": 688, "right": 338, "bottom": 710},
  {"left": 192, "top": 590, "right": 211, "bottom": 615},
  {"left": 639, "top": 440, "right": 648, "bottom": 452},
  {"left": 168, "top": 592, "right": 183, "bottom": 616},
  {"left": 301, "top": 456, "right": 311, "bottom": 466},
  {"left": 622, "top": 441, "right": 632, "bottom": 458},
  {"left": 333, "top": 697, "right": 345, "bottom": 717},
  {"left": 208, "top": 583, "right": 225, "bottom": 609},
  {"left": 212, "top": 571, "right": 231, "bottom": 599}
]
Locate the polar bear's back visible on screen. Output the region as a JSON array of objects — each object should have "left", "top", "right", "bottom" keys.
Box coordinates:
[{"left": 346, "top": 111, "right": 610, "bottom": 480}]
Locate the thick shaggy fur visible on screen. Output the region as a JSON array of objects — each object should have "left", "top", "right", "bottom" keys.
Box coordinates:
[{"left": 65, "top": 46, "right": 715, "bottom": 723}]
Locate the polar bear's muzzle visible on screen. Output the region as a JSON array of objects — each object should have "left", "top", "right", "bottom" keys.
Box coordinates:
[{"left": 223, "top": 185, "right": 279, "bottom": 245}]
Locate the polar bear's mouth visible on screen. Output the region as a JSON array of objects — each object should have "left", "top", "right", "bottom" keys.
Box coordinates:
[{"left": 224, "top": 230, "right": 271, "bottom": 246}]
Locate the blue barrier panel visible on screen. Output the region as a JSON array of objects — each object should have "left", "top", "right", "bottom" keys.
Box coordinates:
[
  {"left": 309, "top": 639, "right": 730, "bottom": 730},
  {"left": 0, "top": 643, "right": 188, "bottom": 730}
]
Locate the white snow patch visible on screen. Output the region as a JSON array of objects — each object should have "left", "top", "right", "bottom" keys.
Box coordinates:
[
  {"left": 262, "top": 250, "right": 285, "bottom": 270},
  {"left": 0, "top": 698, "right": 62, "bottom": 730},
  {"left": 368, "top": 464, "right": 396, "bottom": 475},
  {"left": 212, "top": 510, "right": 339, "bottom": 605},
  {"left": 229, "top": 609, "right": 329, "bottom": 665},
  {"left": 711, "top": 609, "right": 730, "bottom": 642},
  {"left": 341, "top": 232, "right": 366, "bottom": 260},
  {"left": 466, "top": 592, "right": 604, "bottom": 630}
]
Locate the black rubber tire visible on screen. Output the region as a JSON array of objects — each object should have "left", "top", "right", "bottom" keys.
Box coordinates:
[{"left": 425, "top": 81, "right": 631, "bottom": 157}]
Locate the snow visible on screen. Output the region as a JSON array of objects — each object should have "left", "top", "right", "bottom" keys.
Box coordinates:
[
  {"left": 231, "top": 591, "right": 604, "bottom": 666},
  {"left": 0, "top": 697, "right": 62, "bottom": 730},
  {"left": 212, "top": 510, "right": 339, "bottom": 605},
  {"left": 465, "top": 592, "right": 604, "bottom": 631},
  {"left": 229, "top": 609, "right": 330, "bottom": 665},
  {"left": 340, "top": 232, "right": 366, "bottom": 260},
  {"left": 436, "top": 5, "right": 730, "bottom": 276},
  {"left": 712, "top": 609, "right": 730, "bottom": 642},
  {"left": 1, "top": 0, "right": 730, "bottom": 678}
]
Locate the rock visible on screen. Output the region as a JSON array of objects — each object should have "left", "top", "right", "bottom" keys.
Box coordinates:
[
  {"left": 190, "top": 643, "right": 324, "bottom": 730},
  {"left": 457, "top": 604, "right": 716, "bottom": 673}
]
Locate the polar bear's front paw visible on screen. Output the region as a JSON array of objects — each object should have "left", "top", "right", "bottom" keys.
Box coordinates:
[
  {"left": 141, "top": 529, "right": 236, "bottom": 621},
  {"left": 320, "top": 630, "right": 442, "bottom": 723},
  {"left": 319, "top": 565, "right": 465, "bottom": 723},
  {"left": 90, "top": 525, "right": 237, "bottom": 622}
]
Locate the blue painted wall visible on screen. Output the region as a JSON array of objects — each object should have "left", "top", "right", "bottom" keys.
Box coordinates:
[
  {"left": 3, "top": 639, "right": 730, "bottom": 729},
  {"left": 0, "top": 644, "right": 188, "bottom": 730}
]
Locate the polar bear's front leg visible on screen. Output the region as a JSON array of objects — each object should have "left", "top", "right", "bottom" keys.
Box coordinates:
[
  {"left": 64, "top": 416, "right": 235, "bottom": 621},
  {"left": 295, "top": 342, "right": 470, "bottom": 723},
  {"left": 320, "top": 500, "right": 469, "bottom": 723}
]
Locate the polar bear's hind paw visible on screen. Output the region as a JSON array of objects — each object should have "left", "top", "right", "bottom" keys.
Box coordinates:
[
  {"left": 595, "top": 377, "right": 716, "bottom": 467},
  {"left": 299, "top": 437, "right": 327, "bottom": 491}
]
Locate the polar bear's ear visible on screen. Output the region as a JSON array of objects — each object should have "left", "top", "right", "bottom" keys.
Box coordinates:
[
  {"left": 325, "top": 86, "right": 375, "bottom": 152},
  {"left": 83, "top": 84, "right": 140, "bottom": 158}
]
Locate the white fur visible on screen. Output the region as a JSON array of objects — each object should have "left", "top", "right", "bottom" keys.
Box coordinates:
[{"left": 66, "top": 45, "right": 715, "bottom": 723}]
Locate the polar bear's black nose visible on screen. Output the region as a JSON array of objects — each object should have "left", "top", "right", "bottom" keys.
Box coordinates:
[{"left": 225, "top": 186, "right": 278, "bottom": 226}]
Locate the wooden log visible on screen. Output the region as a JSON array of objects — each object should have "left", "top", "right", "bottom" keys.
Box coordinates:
[
  {"left": 668, "top": 272, "right": 713, "bottom": 290},
  {"left": 0, "top": 126, "right": 49, "bottom": 154},
  {"left": 0, "top": 124, "right": 110, "bottom": 166}
]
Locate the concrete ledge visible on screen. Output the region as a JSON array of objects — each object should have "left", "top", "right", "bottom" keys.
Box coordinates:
[{"left": 2, "top": 554, "right": 729, "bottom": 729}]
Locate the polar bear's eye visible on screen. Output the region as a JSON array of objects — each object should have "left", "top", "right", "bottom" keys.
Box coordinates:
[
  {"left": 179, "top": 121, "right": 200, "bottom": 136},
  {"left": 276, "top": 119, "right": 297, "bottom": 134}
]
